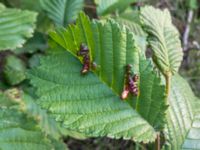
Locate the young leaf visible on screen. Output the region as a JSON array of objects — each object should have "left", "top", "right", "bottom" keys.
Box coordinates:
[
  {"left": 28, "top": 50, "right": 157, "bottom": 143},
  {"left": 164, "top": 74, "right": 200, "bottom": 149},
  {"left": 96, "top": 0, "right": 136, "bottom": 16},
  {"left": 49, "top": 12, "right": 167, "bottom": 131},
  {"left": 0, "top": 3, "right": 37, "bottom": 50},
  {"left": 40, "top": 0, "right": 84, "bottom": 26},
  {"left": 140, "top": 6, "right": 183, "bottom": 77}
]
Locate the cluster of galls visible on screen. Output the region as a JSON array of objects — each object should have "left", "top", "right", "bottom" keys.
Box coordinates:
[
  {"left": 77, "top": 43, "right": 91, "bottom": 74},
  {"left": 121, "top": 64, "right": 139, "bottom": 100},
  {"left": 77, "top": 43, "right": 97, "bottom": 74},
  {"left": 77, "top": 44, "right": 138, "bottom": 100}
]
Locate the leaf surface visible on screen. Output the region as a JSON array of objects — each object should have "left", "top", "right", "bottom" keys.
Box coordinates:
[
  {"left": 0, "top": 109, "right": 54, "bottom": 150},
  {"left": 137, "top": 59, "right": 167, "bottom": 131},
  {"left": 0, "top": 91, "right": 67, "bottom": 150},
  {"left": 28, "top": 50, "right": 157, "bottom": 143},
  {"left": 49, "top": 12, "right": 167, "bottom": 132},
  {"left": 50, "top": 12, "right": 140, "bottom": 95},
  {"left": 40, "top": 0, "right": 84, "bottom": 26},
  {"left": 0, "top": 3, "right": 37, "bottom": 50}
]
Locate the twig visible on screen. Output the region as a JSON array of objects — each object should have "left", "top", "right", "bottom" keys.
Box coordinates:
[{"left": 183, "top": 10, "right": 194, "bottom": 51}]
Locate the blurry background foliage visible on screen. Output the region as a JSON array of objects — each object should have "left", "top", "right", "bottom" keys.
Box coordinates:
[{"left": 0, "top": 0, "right": 200, "bottom": 149}]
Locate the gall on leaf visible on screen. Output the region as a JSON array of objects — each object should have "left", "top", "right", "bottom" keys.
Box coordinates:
[
  {"left": 77, "top": 43, "right": 91, "bottom": 74},
  {"left": 121, "top": 64, "right": 139, "bottom": 100}
]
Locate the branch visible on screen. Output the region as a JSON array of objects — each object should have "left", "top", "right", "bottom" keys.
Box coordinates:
[{"left": 183, "top": 10, "right": 194, "bottom": 51}]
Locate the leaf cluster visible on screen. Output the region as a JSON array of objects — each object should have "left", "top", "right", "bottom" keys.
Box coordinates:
[{"left": 0, "top": 1, "right": 199, "bottom": 150}]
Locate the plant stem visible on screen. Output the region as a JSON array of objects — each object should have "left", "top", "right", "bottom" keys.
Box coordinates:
[
  {"left": 165, "top": 73, "right": 171, "bottom": 101},
  {"left": 84, "top": 4, "right": 96, "bottom": 10},
  {"left": 135, "top": 143, "right": 140, "bottom": 150},
  {"left": 155, "top": 133, "right": 161, "bottom": 150}
]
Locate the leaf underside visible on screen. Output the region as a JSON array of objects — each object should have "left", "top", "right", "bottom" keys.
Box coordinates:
[
  {"left": 140, "top": 6, "right": 183, "bottom": 76},
  {"left": 182, "top": 99, "right": 200, "bottom": 150},
  {"left": 165, "top": 74, "right": 200, "bottom": 149}
]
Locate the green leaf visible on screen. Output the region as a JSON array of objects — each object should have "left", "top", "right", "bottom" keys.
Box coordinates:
[
  {"left": 2, "top": 88, "right": 62, "bottom": 140},
  {"left": 16, "top": 32, "right": 47, "bottom": 54},
  {"left": 136, "top": 58, "right": 167, "bottom": 131},
  {"left": 182, "top": 98, "right": 200, "bottom": 150},
  {"left": 49, "top": 12, "right": 167, "bottom": 131},
  {"left": 0, "top": 3, "right": 37, "bottom": 50},
  {"left": 96, "top": 0, "right": 136, "bottom": 16},
  {"left": 8, "top": 0, "right": 42, "bottom": 12},
  {"left": 186, "top": 0, "right": 198, "bottom": 10},
  {"left": 115, "top": 9, "right": 147, "bottom": 56},
  {"left": 0, "top": 108, "right": 54, "bottom": 150},
  {"left": 21, "top": 94, "right": 62, "bottom": 140},
  {"left": 0, "top": 91, "right": 68, "bottom": 150},
  {"left": 29, "top": 54, "right": 43, "bottom": 68},
  {"left": 0, "top": 3, "right": 5, "bottom": 9},
  {"left": 116, "top": 17, "right": 146, "bottom": 38},
  {"left": 28, "top": 50, "right": 157, "bottom": 143},
  {"left": 116, "top": 9, "right": 146, "bottom": 38},
  {"left": 164, "top": 74, "right": 200, "bottom": 149},
  {"left": 0, "top": 92, "right": 15, "bottom": 107},
  {"left": 140, "top": 6, "right": 183, "bottom": 76},
  {"left": 40, "top": 0, "right": 84, "bottom": 26},
  {"left": 9, "top": 0, "right": 54, "bottom": 33},
  {"left": 3, "top": 55, "right": 26, "bottom": 85},
  {"left": 48, "top": 12, "right": 167, "bottom": 134},
  {"left": 50, "top": 12, "right": 140, "bottom": 95}
]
